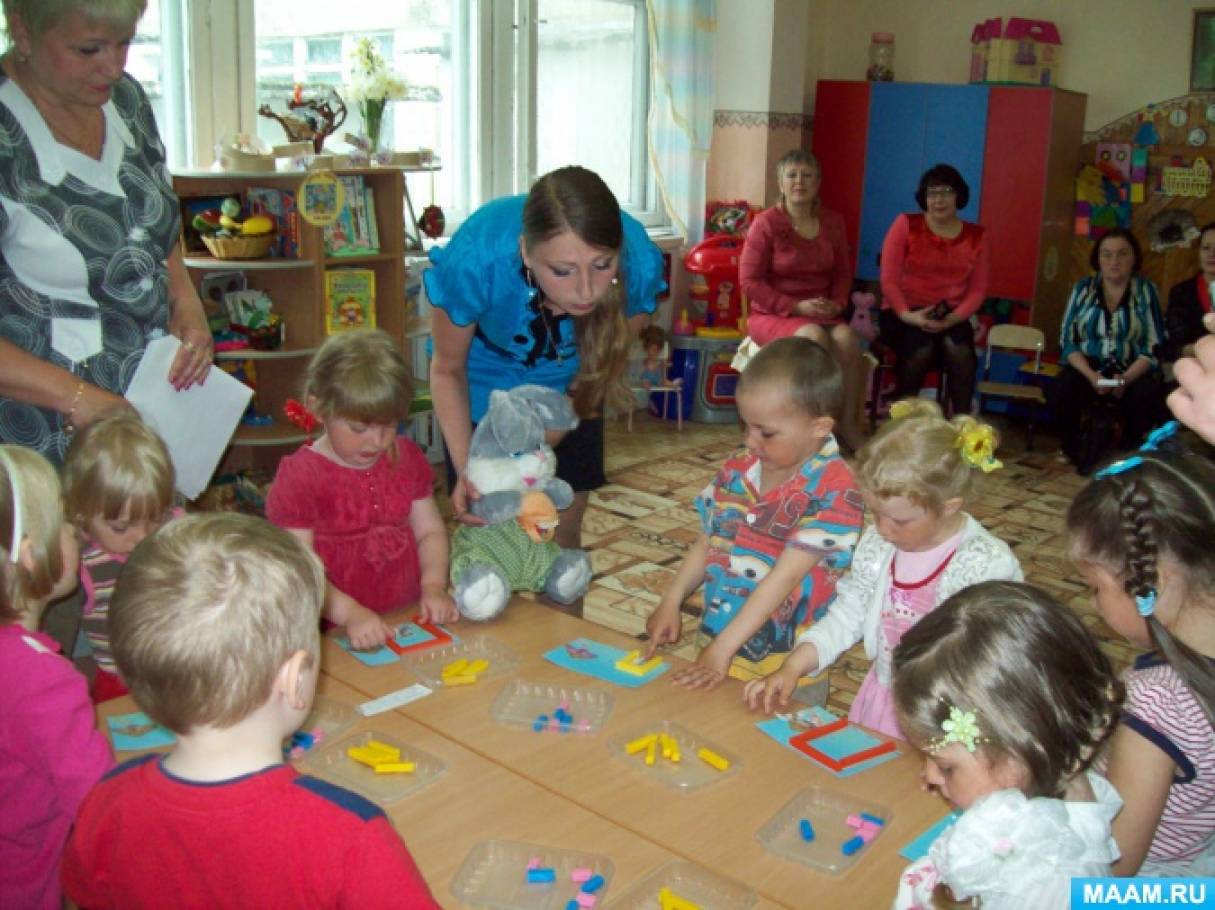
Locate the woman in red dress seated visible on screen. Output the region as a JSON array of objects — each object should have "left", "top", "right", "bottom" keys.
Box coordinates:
[
  {"left": 878, "top": 163, "right": 989, "bottom": 415},
  {"left": 739, "top": 150, "right": 864, "bottom": 450}
]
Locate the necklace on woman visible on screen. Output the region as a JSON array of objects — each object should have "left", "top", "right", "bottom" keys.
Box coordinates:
[{"left": 538, "top": 303, "right": 565, "bottom": 364}]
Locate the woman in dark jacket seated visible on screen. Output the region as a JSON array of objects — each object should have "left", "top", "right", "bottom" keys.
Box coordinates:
[
  {"left": 1052, "top": 228, "right": 1168, "bottom": 473},
  {"left": 1163, "top": 221, "right": 1215, "bottom": 366}
]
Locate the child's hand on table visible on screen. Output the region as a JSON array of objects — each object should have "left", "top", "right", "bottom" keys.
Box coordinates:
[
  {"left": 643, "top": 602, "right": 683, "bottom": 658},
  {"left": 742, "top": 664, "right": 801, "bottom": 714},
  {"left": 669, "top": 639, "right": 731, "bottom": 691},
  {"left": 344, "top": 604, "right": 395, "bottom": 650},
  {"left": 417, "top": 583, "right": 459, "bottom": 625}
]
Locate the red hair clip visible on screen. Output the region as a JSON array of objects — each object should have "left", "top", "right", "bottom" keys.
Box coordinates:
[{"left": 284, "top": 399, "right": 320, "bottom": 434}]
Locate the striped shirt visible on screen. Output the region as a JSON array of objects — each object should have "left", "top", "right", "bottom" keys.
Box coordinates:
[
  {"left": 1059, "top": 274, "right": 1165, "bottom": 370},
  {"left": 80, "top": 543, "right": 126, "bottom": 675},
  {"left": 1121, "top": 655, "right": 1215, "bottom": 864}
]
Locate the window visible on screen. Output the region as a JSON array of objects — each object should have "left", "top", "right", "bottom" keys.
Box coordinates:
[
  {"left": 535, "top": 0, "right": 651, "bottom": 217},
  {"left": 120, "top": 1, "right": 190, "bottom": 168},
  {"left": 252, "top": 1, "right": 460, "bottom": 215},
  {"left": 98, "top": 0, "right": 659, "bottom": 228},
  {"left": 0, "top": 1, "right": 189, "bottom": 167}
]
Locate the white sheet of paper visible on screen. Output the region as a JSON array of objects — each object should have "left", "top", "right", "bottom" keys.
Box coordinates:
[{"left": 125, "top": 335, "right": 253, "bottom": 499}]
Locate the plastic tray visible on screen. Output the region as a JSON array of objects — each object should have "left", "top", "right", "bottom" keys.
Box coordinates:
[
  {"left": 401, "top": 634, "right": 519, "bottom": 688},
  {"left": 490, "top": 679, "right": 614, "bottom": 735},
  {"left": 301, "top": 730, "right": 446, "bottom": 805},
  {"left": 285, "top": 694, "right": 358, "bottom": 759},
  {"left": 603, "top": 860, "right": 756, "bottom": 909},
  {"left": 607, "top": 720, "right": 740, "bottom": 791},
  {"left": 755, "top": 786, "right": 893, "bottom": 875},
  {"left": 450, "top": 838, "right": 614, "bottom": 909}
]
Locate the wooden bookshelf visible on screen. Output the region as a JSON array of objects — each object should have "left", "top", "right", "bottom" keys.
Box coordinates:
[{"left": 173, "top": 167, "right": 407, "bottom": 472}]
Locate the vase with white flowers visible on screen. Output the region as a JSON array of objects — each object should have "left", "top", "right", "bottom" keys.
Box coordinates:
[{"left": 346, "top": 37, "right": 407, "bottom": 161}]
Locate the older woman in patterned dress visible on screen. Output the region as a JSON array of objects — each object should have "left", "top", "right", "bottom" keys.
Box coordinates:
[{"left": 0, "top": 0, "right": 211, "bottom": 464}]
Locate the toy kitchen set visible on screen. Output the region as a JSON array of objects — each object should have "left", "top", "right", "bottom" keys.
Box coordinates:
[{"left": 669, "top": 235, "right": 745, "bottom": 423}]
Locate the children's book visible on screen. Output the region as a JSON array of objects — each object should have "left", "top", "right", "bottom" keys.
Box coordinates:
[
  {"left": 363, "top": 186, "right": 381, "bottom": 251},
  {"left": 324, "top": 268, "right": 376, "bottom": 334},
  {"left": 244, "top": 186, "right": 299, "bottom": 258},
  {"left": 323, "top": 176, "right": 379, "bottom": 256}
]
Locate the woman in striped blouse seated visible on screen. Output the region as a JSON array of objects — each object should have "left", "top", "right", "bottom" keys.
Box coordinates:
[{"left": 1053, "top": 228, "right": 1168, "bottom": 473}]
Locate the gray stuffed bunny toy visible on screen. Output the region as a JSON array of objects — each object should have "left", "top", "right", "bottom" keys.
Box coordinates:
[{"left": 449, "top": 385, "right": 593, "bottom": 620}]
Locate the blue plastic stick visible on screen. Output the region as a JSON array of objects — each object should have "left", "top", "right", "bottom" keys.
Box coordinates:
[
  {"left": 526, "top": 867, "right": 556, "bottom": 883},
  {"left": 842, "top": 835, "right": 865, "bottom": 856},
  {"left": 799, "top": 818, "right": 815, "bottom": 842},
  {"left": 860, "top": 811, "right": 885, "bottom": 827}
]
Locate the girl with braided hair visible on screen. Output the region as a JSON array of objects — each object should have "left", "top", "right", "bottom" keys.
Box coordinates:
[
  {"left": 892, "top": 581, "right": 1124, "bottom": 910},
  {"left": 1068, "top": 432, "right": 1215, "bottom": 875}
]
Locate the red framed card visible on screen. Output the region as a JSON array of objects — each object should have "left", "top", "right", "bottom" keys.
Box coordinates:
[
  {"left": 788, "top": 718, "right": 898, "bottom": 773},
  {"left": 385, "top": 619, "right": 453, "bottom": 655}
]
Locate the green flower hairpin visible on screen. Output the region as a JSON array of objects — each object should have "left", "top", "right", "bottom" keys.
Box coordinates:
[{"left": 932, "top": 705, "right": 984, "bottom": 753}]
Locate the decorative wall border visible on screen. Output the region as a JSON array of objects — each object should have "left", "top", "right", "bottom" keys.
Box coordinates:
[
  {"left": 1084, "top": 91, "right": 1215, "bottom": 143},
  {"left": 714, "top": 110, "right": 813, "bottom": 130}
]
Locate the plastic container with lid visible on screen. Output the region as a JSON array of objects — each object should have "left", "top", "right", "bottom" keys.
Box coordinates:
[{"left": 867, "top": 32, "right": 895, "bottom": 81}]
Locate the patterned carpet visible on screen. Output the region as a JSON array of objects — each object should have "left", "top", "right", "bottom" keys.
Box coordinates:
[{"left": 555, "top": 409, "right": 1145, "bottom": 718}]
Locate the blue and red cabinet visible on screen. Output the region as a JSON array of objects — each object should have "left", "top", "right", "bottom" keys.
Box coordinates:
[{"left": 812, "top": 80, "right": 1085, "bottom": 349}]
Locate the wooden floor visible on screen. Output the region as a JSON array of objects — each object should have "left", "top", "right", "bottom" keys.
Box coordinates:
[{"left": 488, "top": 408, "right": 1147, "bottom": 718}]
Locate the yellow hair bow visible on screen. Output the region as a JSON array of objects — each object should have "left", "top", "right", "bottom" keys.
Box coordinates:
[
  {"left": 888, "top": 400, "right": 915, "bottom": 421},
  {"left": 957, "top": 422, "right": 1003, "bottom": 473}
]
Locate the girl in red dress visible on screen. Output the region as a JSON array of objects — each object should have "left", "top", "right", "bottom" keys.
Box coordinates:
[{"left": 266, "top": 330, "right": 457, "bottom": 649}]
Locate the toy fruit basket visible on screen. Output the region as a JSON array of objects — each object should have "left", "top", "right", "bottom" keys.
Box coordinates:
[{"left": 202, "top": 233, "right": 275, "bottom": 260}]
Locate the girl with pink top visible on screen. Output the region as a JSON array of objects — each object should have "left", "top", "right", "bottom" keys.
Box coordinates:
[
  {"left": 266, "top": 330, "right": 458, "bottom": 650},
  {"left": 0, "top": 445, "right": 112, "bottom": 908},
  {"left": 879, "top": 163, "right": 990, "bottom": 415},
  {"left": 743, "top": 399, "right": 1020, "bottom": 738},
  {"left": 740, "top": 150, "right": 865, "bottom": 450}
]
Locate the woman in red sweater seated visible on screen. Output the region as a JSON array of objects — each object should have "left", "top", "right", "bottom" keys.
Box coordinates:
[
  {"left": 740, "top": 150, "right": 864, "bottom": 449},
  {"left": 879, "top": 163, "right": 989, "bottom": 415}
]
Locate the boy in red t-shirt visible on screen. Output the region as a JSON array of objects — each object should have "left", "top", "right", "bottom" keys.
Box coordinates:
[{"left": 62, "top": 513, "right": 440, "bottom": 909}]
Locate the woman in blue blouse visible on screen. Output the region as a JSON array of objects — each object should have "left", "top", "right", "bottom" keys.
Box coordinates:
[
  {"left": 425, "top": 166, "right": 665, "bottom": 551},
  {"left": 1053, "top": 228, "right": 1167, "bottom": 470}
]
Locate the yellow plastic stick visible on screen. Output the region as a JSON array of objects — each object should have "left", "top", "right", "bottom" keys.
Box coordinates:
[
  {"left": 464, "top": 658, "right": 490, "bottom": 675},
  {"left": 441, "top": 658, "right": 469, "bottom": 677},
  {"left": 645, "top": 739, "right": 657, "bottom": 766},
  {"left": 615, "top": 648, "right": 665, "bottom": 675},
  {"left": 659, "top": 733, "right": 673, "bottom": 760},
  {"left": 373, "top": 761, "right": 416, "bottom": 774},
  {"left": 625, "top": 733, "right": 658, "bottom": 754},
  {"left": 347, "top": 746, "right": 397, "bottom": 768},
  {"left": 659, "top": 886, "right": 702, "bottom": 910},
  {"left": 363, "top": 739, "right": 401, "bottom": 760},
  {"left": 697, "top": 746, "right": 730, "bottom": 771},
  {"left": 444, "top": 673, "right": 479, "bottom": 686}
]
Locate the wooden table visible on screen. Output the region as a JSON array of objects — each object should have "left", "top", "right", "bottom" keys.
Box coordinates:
[
  {"left": 320, "top": 600, "right": 946, "bottom": 908},
  {"left": 96, "top": 678, "right": 784, "bottom": 908}
]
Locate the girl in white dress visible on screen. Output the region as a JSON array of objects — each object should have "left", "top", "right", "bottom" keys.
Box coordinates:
[{"left": 891, "top": 580, "right": 1124, "bottom": 910}]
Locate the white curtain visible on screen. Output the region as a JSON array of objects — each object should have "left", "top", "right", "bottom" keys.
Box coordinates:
[{"left": 647, "top": 0, "right": 716, "bottom": 243}]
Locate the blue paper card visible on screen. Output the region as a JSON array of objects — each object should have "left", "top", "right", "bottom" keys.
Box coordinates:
[
  {"left": 543, "top": 637, "right": 668, "bottom": 688},
  {"left": 337, "top": 622, "right": 449, "bottom": 667},
  {"left": 755, "top": 707, "right": 900, "bottom": 778},
  {"left": 899, "top": 812, "right": 960, "bottom": 861},
  {"left": 108, "top": 711, "right": 175, "bottom": 752}
]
